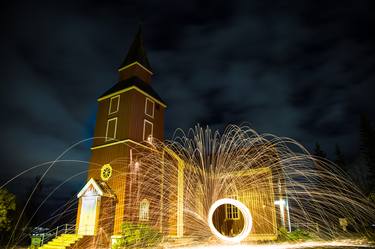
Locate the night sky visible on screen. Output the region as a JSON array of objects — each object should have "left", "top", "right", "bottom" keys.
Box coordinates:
[{"left": 1, "top": 1, "right": 375, "bottom": 210}]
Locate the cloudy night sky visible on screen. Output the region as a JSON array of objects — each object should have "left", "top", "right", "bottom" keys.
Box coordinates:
[{"left": 1, "top": 0, "right": 375, "bottom": 210}]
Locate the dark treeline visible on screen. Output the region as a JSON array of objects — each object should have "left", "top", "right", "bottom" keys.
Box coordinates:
[{"left": 314, "top": 113, "right": 375, "bottom": 198}]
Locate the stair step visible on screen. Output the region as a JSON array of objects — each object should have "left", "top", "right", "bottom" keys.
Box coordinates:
[
  {"left": 58, "top": 235, "right": 78, "bottom": 238},
  {"left": 40, "top": 233, "right": 83, "bottom": 249},
  {"left": 52, "top": 238, "right": 78, "bottom": 242},
  {"left": 49, "top": 240, "right": 75, "bottom": 243},
  {"left": 40, "top": 245, "right": 66, "bottom": 249},
  {"left": 48, "top": 241, "right": 74, "bottom": 246}
]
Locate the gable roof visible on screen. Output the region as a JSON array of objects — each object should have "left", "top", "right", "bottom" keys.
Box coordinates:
[{"left": 77, "top": 178, "right": 115, "bottom": 198}]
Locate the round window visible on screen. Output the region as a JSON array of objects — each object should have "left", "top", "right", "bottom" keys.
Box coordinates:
[{"left": 100, "top": 164, "right": 112, "bottom": 181}]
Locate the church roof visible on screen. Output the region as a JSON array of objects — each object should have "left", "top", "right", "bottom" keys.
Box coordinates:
[
  {"left": 99, "top": 76, "right": 166, "bottom": 105},
  {"left": 119, "top": 26, "right": 152, "bottom": 72}
]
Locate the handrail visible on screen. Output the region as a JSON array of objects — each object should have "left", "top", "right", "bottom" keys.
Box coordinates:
[{"left": 35, "top": 224, "right": 76, "bottom": 246}]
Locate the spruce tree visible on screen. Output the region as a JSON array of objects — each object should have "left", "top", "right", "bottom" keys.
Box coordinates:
[
  {"left": 313, "top": 142, "right": 327, "bottom": 186},
  {"left": 314, "top": 142, "right": 327, "bottom": 159},
  {"left": 359, "top": 114, "right": 375, "bottom": 193},
  {"left": 334, "top": 144, "right": 347, "bottom": 172}
]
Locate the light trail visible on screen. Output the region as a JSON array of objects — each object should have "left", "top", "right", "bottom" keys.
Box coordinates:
[
  {"left": 207, "top": 198, "right": 253, "bottom": 243},
  {"left": 168, "top": 239, "right": 373, "bottom": 249},
  {"left": 3, "top": 126, "right": 375, "bottom": 248}
]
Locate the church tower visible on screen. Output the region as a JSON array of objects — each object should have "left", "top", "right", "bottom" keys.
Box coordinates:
[{"left": 75, "top": 27, "right": 166, "bottom": 242}]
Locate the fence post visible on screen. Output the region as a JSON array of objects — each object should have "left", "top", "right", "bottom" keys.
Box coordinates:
[
  {"left": 56, "top": 226, "right": 59, "bottom": 237},
  {"left": 65, "top": 224, "right": 68, "bottom": 233},
  {"left": 41, "top": 234, "right": 45, "bottom": 245}
]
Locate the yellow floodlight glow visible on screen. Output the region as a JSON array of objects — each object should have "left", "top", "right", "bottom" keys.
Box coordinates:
[{"left": 207, "top": 198, "right": 252, "bottom": 243}]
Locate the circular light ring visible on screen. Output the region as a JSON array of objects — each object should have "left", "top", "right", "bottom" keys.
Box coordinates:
[{"left": 207, "top": 198, "right": 252, "bottom": 243}]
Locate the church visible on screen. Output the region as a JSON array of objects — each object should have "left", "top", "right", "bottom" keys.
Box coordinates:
[{"left": 74, "top": 28, "right": 291, "bottom": 248}]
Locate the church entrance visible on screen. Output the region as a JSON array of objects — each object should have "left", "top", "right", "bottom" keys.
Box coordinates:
[
  {"left": 76, "top": 178, "right": 112, "bottom": 236},
  {"left": 78, "top": 196, "right": 98, "bottom": 235}
]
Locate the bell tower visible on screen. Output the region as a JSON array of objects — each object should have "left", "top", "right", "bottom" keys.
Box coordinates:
[
  {"left": 93, "top": 26, "right": 166, "bottom": 146},
  {"left": 76, "top": 26, "right": 166, "bottom": 239}
]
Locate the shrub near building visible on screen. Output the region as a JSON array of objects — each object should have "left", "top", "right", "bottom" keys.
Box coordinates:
[
  {"left": 277, "top": 227, "right": 314, "bottom": 242},
  {"left": 112, "top": 222, "right": 163, "bottom": 248}
]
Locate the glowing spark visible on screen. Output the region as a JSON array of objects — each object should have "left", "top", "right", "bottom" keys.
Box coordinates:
[
  {"left": 169, "top": 239, "right": 373, "bottom": 249},
  {"left": 5, "top": 127, "right": 375, "bottom": 248}
]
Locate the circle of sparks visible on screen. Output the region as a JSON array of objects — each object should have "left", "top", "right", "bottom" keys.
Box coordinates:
[{"left": 207, "top": 198, "right": 253, "bottom": 243}]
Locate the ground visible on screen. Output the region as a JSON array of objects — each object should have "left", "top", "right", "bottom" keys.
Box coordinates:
[{"left": 169, "top": 240, "right": 375, "bottom": 249}]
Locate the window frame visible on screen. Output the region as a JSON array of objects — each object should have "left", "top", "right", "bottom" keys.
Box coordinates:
[
  {"left": 139, "top": 199, "right": 150, "bottom": 221},
  {"left": 225, "top": 195, "right": 240, "bottom": 220},
  {"left": 144, "top": 98, "right": 155, "bottom": 118},
  {"left": 143, "top": 119, "right": 154, "bottom": 141},
  {"left": 108, "top": 95, "right": 120, "bottom": 115},
  {"left": 105, "top": 117, "right": 118, "bottom": 141}
]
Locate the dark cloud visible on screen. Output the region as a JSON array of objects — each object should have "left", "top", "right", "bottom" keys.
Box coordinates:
[{"left": 1, "top": 0, "right": 375, "bottom": 209}]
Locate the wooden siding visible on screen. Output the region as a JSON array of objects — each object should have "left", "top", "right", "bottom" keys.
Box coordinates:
[
  {"left": 118, "top": 63, "right": 152, "bottom": 83},
  {"left": 92, "top": 90, "right": 164, "bottom": 148}
]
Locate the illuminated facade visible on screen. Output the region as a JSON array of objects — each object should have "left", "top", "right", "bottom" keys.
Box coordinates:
[{"left": 75, "top": 28, "right": 291, "bottom": 248}]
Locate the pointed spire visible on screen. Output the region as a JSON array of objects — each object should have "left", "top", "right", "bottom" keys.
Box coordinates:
[{"left": 119, "top": 25, "right": 152, "bottom": 72}]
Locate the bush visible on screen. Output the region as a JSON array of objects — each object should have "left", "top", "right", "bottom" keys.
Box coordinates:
[
  {"left": 277, "top": 227, "right": 313, "bottom": 242},
  {"left": 112, "top": 222, "right": 163, "bottom": 248},
  {"left": 366, "top": 231, "right": 375, "bottom": 242}
]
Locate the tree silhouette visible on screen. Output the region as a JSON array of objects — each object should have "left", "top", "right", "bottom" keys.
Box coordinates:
[
  {"left": 334, "top": 144, "right": 347, "bottom": 173},
  {"left": 359, "top": 113, "right": 375, "bottom": 194},
  {"left": 314, "top": 142, "right": 327, "bottom": 159},
  {"left": 313, "top": 142, "right": 327, "bottom": 187},
  {"left": 0, "top": 188, "right": 16, "bottom": 244}
]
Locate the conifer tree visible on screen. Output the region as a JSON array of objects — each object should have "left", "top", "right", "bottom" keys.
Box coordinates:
[
  {"left": 313, "top": 142, "right": 327, "bottom": 187},
  {"left": 334, "top": 144, "right": 347, "bottom": 172},
  {"left": 314, "top": 142, "right": 327, "bottom": 159},
  {"left": 359, "top": 113, "right": 375, "bottom": 193}
]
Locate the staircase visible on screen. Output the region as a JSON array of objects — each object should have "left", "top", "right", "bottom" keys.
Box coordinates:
[{"left": 39, "top": 234, "right": 83, "bottom": 249}]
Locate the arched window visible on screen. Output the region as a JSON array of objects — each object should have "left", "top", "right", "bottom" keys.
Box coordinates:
[{"left": 139, "top": 199, "right": 149, "bottom": 221}]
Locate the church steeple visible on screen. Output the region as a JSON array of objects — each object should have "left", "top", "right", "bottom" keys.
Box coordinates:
[
  {"left": 119, "top": 26, "right": 152, "bottom": 71},
  {"left": 118, "top": 26, "right": 153, "bottom": 83}
]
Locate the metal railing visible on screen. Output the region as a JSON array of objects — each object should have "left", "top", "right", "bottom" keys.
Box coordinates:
[{"left": 37, "top": 224, "right": 76, "bottom": 246}]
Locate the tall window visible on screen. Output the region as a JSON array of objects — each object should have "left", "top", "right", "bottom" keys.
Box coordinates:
[
  {"left": 143, "top": 119, "right": 153, "bottom": 141},
  {"left": 225, "top": 195, "right": 239, "bottom": 220},
  {"left": 109, "top": 95, "right": 120, "bottom": 115},
  {"left": 105, "top": 118, "right": 117, "bottom": 141},
  {"left": 139, "top": 199, "right": 149, "bottom": 221},
  {"left": 145, "top": 98, "right": 154, "bottom": 118}
]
